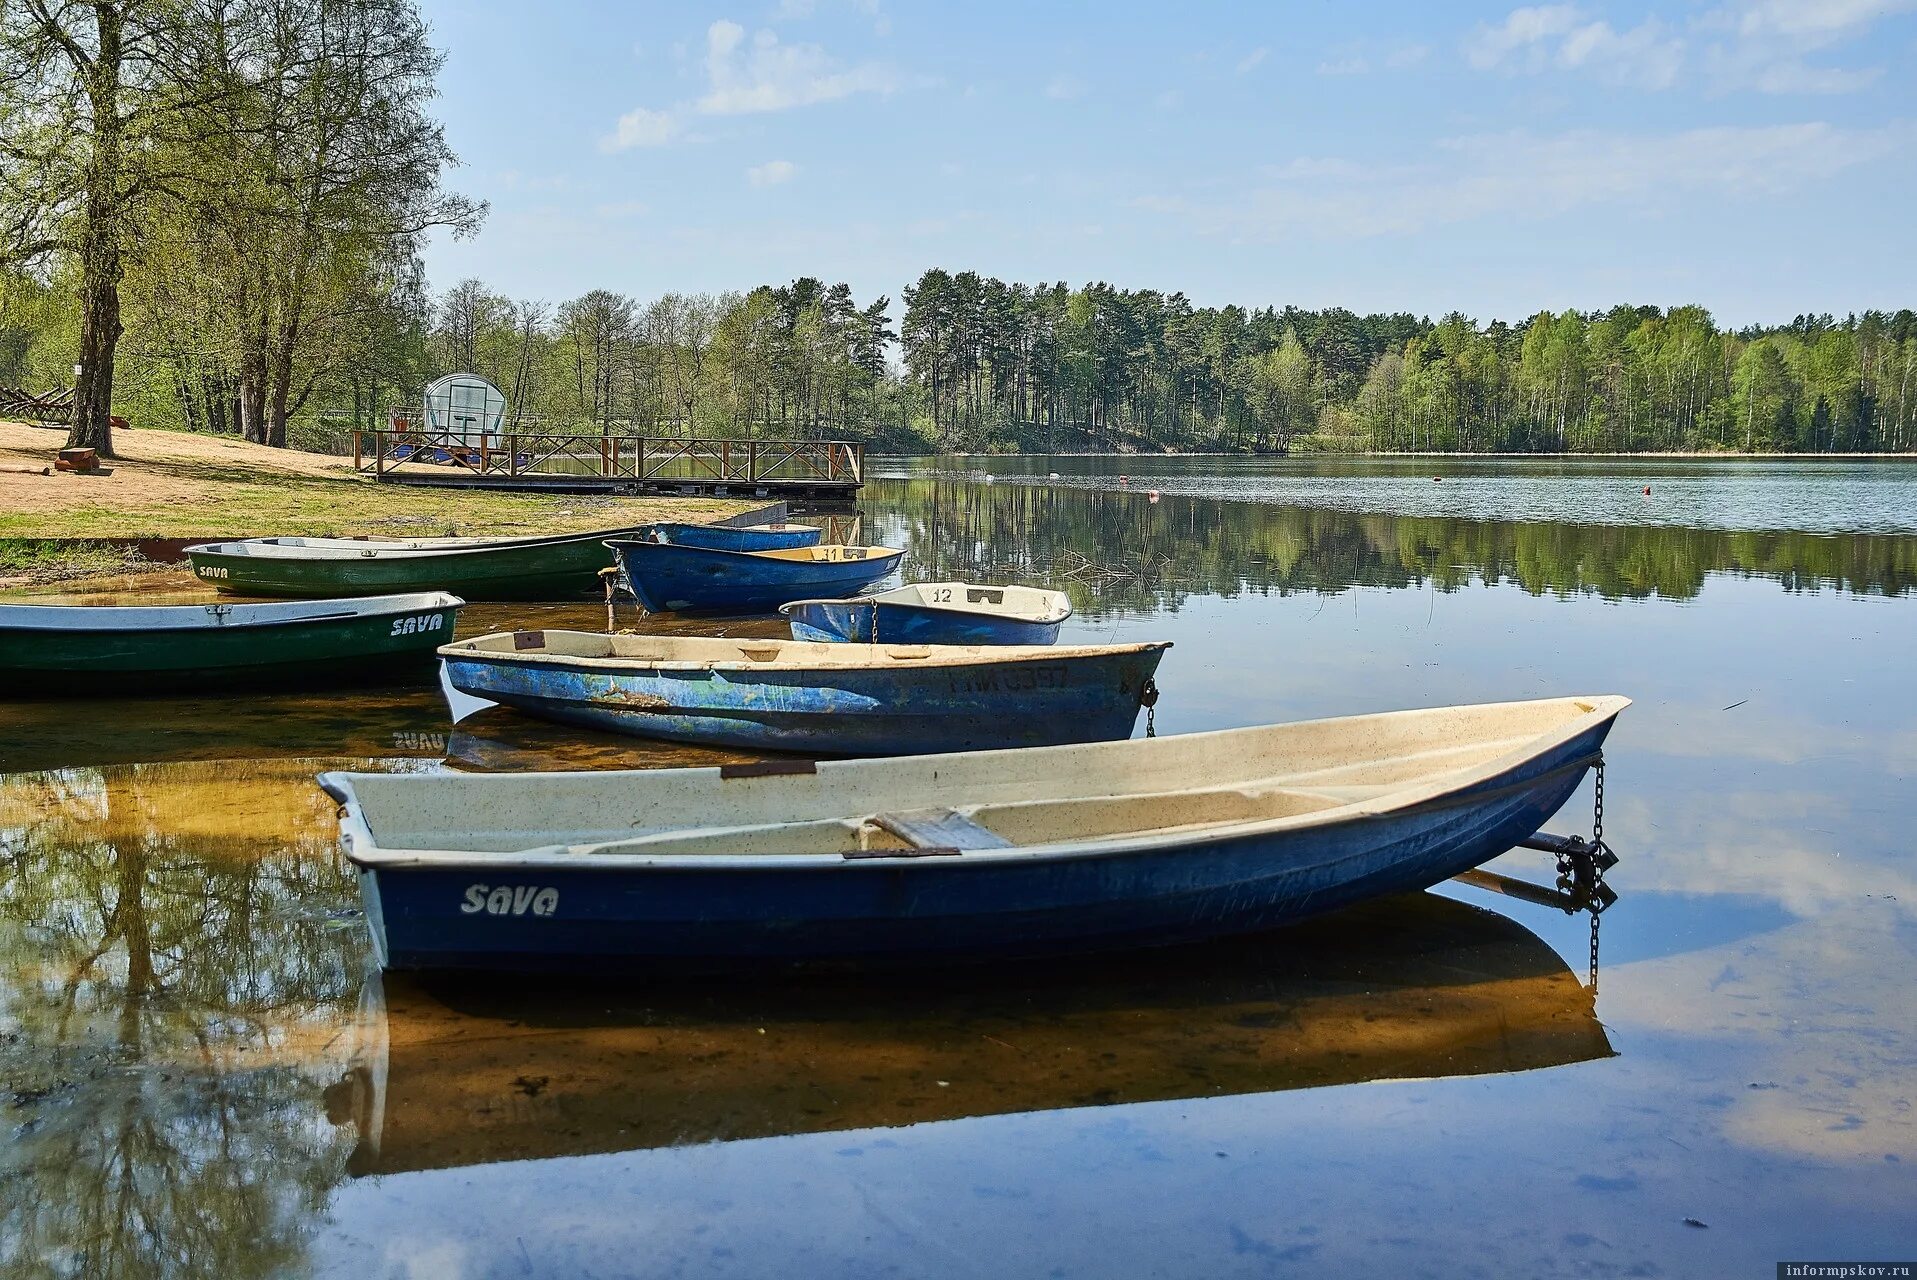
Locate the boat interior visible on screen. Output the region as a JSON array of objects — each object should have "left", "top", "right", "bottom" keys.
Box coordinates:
[
  {"left": 337, "top": 696, "right": 1625, "bottom": 858},
  {"left": 443, "top": 630, "right": 1162, "bottom": 668}
]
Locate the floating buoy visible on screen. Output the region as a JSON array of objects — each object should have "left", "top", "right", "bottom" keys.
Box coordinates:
[
  {"left": 1047, "top": 471, "right": 1061, "bottom": 480},
  {"left": 1433, "top": 476, "right": 1443, "bottom": 483},
  {"left": 1148, "top": 490, "right": 1160, "bottom": 504},
  {"left": 1643, "top": 485, "right": 1652, "bottom": 496},
  {"left": 1118, "top": 474, "right": 1129, "bottom": 484}
]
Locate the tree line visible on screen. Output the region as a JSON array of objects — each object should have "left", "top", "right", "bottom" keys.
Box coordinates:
[{"left": 896, "top": 272, "right": 1917, "bottom": 455}]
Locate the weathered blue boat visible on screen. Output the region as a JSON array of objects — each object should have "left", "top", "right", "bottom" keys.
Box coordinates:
[
  {"left": 318, "top": 694, "right": 1628, "bottom": 972},
  {"left": 606, "top": 539, "right": 905, "bottom": 614},
  {"left": 438, "top": 630, "right": 1168, "bottom": 755},
  {"left": 639, "top": 521, "right": 822, "bottom": 552},
  {"left": 782, "top": 582, "right": 1072, "bottom": 645}
]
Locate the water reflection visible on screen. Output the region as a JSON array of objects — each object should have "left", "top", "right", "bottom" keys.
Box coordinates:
[
  {"left": 337, "top": 893, "right": 1608, "bottom": 1178},
  {"left": 872, "top": 477, "right": 1917, "bottom": 611},
  {"left": 0, "top": 760, "right": 363, "bottom": 1279}
]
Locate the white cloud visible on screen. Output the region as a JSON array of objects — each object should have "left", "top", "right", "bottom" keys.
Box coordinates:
[
  {"left": 1317, "top": 57, "right": 1369, "bottom": 76},
  {"left": 1044, "top": 73, "right": 1086, "bottom": 100},
  {"left": 1235, "top": 46, "right": 1269, "bottom": 74},
  {"left": 1466, "top": 5, "right": 1684, "bottom": 89},
  {"left": 1466, "top": 0, "right": 1915, "bottom": 94},
  {"left": 745, "top": 159, "right": 798, "bottom": 186},
  {"left": 697, "top": 20, "right": 899, "bottom": 115},
  {"left": 1133, "top": 122, "right": 1914, "bottom": 241},
  {"left": 604, "top": 16, "right": 901, "bottom": 151},
  {"left": 600, "top": 107, "right": 680, "bottom": 152}
]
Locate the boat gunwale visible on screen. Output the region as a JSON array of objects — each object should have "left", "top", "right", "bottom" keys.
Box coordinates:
[
  {"left": 0, "top": 590, "right": 466, "bottom": 632},
  {"left": 322, "top": 695, "right": 1628, "bottom": 872},
  {"left": 436, "top": 630, "right": 1169, "bottom": 673},
  {"left": 603, "top": 537, "right": 905, "bottom": 566},
  {"left": 183, "top": 524, "right": 659, "bottom": 562}
]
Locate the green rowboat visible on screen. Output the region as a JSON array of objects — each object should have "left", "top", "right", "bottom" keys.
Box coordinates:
[
  {"left": 183, "top": 525, "right": 653, "bottom": 600},
  {"left": 0, "top": 592, "right": 464, "bottom": 696}
]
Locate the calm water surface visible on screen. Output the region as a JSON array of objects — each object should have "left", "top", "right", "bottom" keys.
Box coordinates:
[{"left": 2, "top": 457, "right": 1913, "bottom": 1278}]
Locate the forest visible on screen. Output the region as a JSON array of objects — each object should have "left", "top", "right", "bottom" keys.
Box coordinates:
[{"left": 3, "top": 3, "right": 1913, "bottom": 456}]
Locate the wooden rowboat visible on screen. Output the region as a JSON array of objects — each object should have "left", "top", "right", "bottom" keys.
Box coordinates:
[
  {"left": 184, "top": 525, "right": 655, "bottom": 600},
  {"left": 318, "top": 694, "right": 1627, "bottom": 972},
  {"left": 605, "top": 538, "right": 905, "bottom": 614},
  {"left": 638, "top": 521, "right": 821, "bottom": 552},
  {"left": 782, "top": 582, "right": 1072, "bottom": 645},
  {"left": 439, "top": 630, "right": 1168, "bottom": 754},
  {"left": 0, "top": 592, "right": 464, "bottom": 696}
]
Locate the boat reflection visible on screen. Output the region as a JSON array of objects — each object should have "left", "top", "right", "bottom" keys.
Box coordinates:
[{"left": 330, "top": 892, "right": 1612, "bottom": 1177}]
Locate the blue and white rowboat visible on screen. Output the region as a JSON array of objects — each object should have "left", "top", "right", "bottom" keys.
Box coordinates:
[
  {"left": 637, "top": 521, "right": 822, "bottom": 552},
  {"left": 782, "top": 582, "right": 1072, "bottom": 645},
  {"left": 606, "top": 539, "right": 904, "bottom": 614},
  {"left": 439, "top": 630, "right": 1168, "bottom": 755},
  {"left": 319, "top": 695, "right": 1629, "bottom": 973}
]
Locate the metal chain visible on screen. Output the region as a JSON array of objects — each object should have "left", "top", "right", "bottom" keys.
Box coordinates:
[
  {"left": 1589, "top": 909, "right": 1602, "bottom": 993},
  {"left": 1592, "top": 757, "right": 1605, "bottom": 848},
  {"left": 1141, "top": 678, "right": 1159, "bottom": 738}
]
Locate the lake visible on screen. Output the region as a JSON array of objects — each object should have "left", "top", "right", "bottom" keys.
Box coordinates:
[{"left": 3, "top": 456, "right": 1914, "bottom": 1278}]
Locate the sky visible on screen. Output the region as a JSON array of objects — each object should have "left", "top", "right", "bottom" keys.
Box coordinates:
[{"left": 417, "top": 0, "right": 1917, "bottom": 326}]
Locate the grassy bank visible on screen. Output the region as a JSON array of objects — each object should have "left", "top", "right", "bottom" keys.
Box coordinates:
[
  {"left": 0, "top": 421, "right": 752, "bottom": 541},
  {"left": 0, "top": 420, "right": 756, "bottom": 585}
]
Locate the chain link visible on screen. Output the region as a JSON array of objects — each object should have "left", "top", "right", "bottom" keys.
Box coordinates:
[{"left": 1589, "top": 910, "right": 1601, "bottom": 993}]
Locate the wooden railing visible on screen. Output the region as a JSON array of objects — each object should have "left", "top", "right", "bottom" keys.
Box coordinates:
[{"left": 352, "top": 429, "right": 863, "bottom": 488}]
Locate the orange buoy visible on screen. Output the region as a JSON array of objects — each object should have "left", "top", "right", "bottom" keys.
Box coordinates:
[
  {"left": 1148, "top": 490, "right": 1160, "bottom": 503},
  {"left": 1643, "top": 485, "right": 1652, "bottom": 496}
]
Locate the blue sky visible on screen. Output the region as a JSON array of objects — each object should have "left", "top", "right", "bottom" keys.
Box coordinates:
[{"left": 418, "top": 0, "right": 1917, "bottom": 325}]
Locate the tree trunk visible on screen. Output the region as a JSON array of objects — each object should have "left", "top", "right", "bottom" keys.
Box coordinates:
[{"left": 66, "top": 5, "right": 128, "bottom": 457}]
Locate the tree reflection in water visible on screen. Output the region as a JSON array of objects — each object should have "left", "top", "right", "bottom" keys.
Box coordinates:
[
  {"left": 872, "top": 478, "right": 1917, "bottom": 613},
  {"left": 0, "top": 761, "right": 363, "bottom": 1280}
]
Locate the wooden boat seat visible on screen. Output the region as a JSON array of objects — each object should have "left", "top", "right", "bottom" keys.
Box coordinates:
[{"left": 866, "top": 807, "right": 1013, "bottom": 851}]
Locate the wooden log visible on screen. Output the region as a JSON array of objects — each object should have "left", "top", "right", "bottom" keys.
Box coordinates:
[{"left": 0, "top": 464, "right": 51, "bottom": 475}]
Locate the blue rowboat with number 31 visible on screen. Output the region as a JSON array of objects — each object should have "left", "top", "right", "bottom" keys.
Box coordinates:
[{"left": 437, "top": 629, "right": 1169, "bottom": 755}]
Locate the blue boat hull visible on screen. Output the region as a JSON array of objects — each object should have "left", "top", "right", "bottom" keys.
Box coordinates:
[
  {"left": 608, "top": 540, "right": 902, "bottom": 614},
  {"left": 784, "top": 599, "right": 1065, "bottom": 646},
  {"left": 643, "top": 523, "right": 821, "bottom": 552},
  {"left": 352, "top": 721, "right": 1612, "bottom": 973},
  {"left": 443, "top": 644, "right": 1166, "bottom": 755}
]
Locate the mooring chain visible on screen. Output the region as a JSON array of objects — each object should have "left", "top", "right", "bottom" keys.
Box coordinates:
[{"left": 1141, "top": 678, "right": 1160, "bottom": 738}]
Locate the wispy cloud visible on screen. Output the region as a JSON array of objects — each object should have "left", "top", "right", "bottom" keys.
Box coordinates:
[
  {"left": 1465, "top": 0, "right": 1916, "bottom": 94},
  {"left": 601, "top": 107, "right": 679, "bottom": 151},
  {"left": 1134, "top": 122, "right": 1915, "bottom": 241},
  {"left": 1466, "top": 5, "right": 1684, "bottom": 89},
  {"left": 745, "top": 159, "right": 798, "bottom": 186},
  {"left": 602, "top": 17, "right": 901, "bottom": 152},
  {"left": 1235, "top": 46, "right": 1269, "bottom": 75}
]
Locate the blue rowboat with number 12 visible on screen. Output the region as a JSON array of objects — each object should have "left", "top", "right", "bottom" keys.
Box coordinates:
[{"left": 782, "top": 582, "right": 1072, "bottom": 645}]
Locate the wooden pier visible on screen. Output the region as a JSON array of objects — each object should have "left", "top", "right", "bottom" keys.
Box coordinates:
[{"left": 352, "top": 429, "right": 863, "bottom": 501}]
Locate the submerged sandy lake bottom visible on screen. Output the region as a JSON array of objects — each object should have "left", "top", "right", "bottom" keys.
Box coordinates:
[{"left": 3, "top": 458, "right": 1914, "bottom": 1277}]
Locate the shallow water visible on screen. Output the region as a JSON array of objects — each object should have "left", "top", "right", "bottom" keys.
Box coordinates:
[{"left": 2, "top": 458, "right": 1914, "bottom": 1278}]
